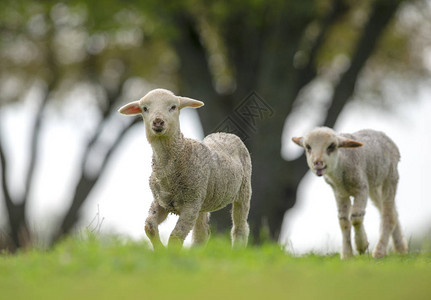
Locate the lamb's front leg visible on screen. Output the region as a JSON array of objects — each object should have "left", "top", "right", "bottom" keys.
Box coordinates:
[
  {"left": 336, "top": 195, "right": 353, "bottom": 259},
  {"left": 168, "top": 203, "right": 201, "bottom": 247},
  {"left": 145, "top": 201, "right": 168, "bottom": 249},
  {"left": 351, "top": 191, "right": 369, "bottom": 254}
]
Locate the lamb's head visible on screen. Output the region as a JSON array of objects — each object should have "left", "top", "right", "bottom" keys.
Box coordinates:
[
  {"left": 118, "top": 89, "right": 204, "bottom": 140},
  {"left": 292, "top": 127, "right": 363, "bottom": 177}
]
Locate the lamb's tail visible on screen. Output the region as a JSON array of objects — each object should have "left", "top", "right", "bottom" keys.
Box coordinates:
[{"left": 238, "top": 140, "right": 252, "bottom": 201}]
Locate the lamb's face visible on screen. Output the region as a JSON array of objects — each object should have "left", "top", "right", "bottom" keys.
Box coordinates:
[
  {"left": 118, "top": 88, "right": 204, "bottom": 141},
  {"left": 292, "top": 127, "right": 363, "bottom": 177},
  {"left": 139, "top": 92, "right": 181, "bottom": 139},
  {"left": 302, "top": 130, "right": 339, "bottom": 177}
]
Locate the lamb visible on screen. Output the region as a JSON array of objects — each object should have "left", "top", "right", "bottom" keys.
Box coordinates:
[
  {"left": 119, "top": 88, "right": 251, "bottom": 248},
  {"left": 292, "top": 127, "right": 407, "bottom": 259}
]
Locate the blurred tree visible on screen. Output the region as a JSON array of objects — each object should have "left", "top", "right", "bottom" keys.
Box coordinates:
[
  {"left": 164, "top": 0, "right": 427, "bottom": 241},
  {"left": 0, "top": 0, "right": 169, "bottom": 249},
  {"left": 0, "top": 0, "right": 428, "bottom": 249}
]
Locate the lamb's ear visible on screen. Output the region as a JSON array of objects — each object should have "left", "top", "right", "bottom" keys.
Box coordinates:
[
  {"left": 118, "top": 101, "right": 141, "bottom": 115},
  {"left": 338, "top": 137, "right": 363, "bottom": 148},
  {"left": 292, "top": 137, "right": 304, "bottom": 147},
  {"left": 178, "top": 96, "right": 204, "bottom": 109}
]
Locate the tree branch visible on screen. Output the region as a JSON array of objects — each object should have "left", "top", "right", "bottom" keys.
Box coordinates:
[
  {"left": 324, "top": 0, "right": 403, "bottom": 128},
  {"left": 81, "top": 101, "right": 118, "bottom": 171},
  {"left": 295, "top": 0, "right": 348, "bottom": 94},
  {"left": 23, "top": 26, "right": 60, "bottom": 204},
  {"left": 53, "top": 116, "right": 140, "bottom": 243},
  {"left": 82, "top": 57, "right": 125, "bottom": 166},
  {"left": 99, "top": 118, "right": 141, "bottom": 176},
  {"left": 278, "top": 0, "right": 349, "bottom": 176},
  {"left": 0, "top": 129, "right": 14, "bottom": 214},
  {"left": 0, "top": 124, "right": 31, "bottom": 250},
  {"left": 171, "top": 12, "right": 230, "bottom": 133},
  {"left": 53, "top": 53, "right": 134, "bottom": 243},
  {"left": 22, "top": 89, "right": 50, "bottom": 202}
]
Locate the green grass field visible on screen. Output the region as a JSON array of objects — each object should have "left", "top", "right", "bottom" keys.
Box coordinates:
[{"left": 0, "top": 235, "right": 430, "bottom": 300}]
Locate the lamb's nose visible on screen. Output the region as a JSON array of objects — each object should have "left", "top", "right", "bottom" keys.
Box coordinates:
[
  {"left": 153, "top": 118, "right": 165, "bottom": 128},
  {"left": 314, "top": 160, "right": 324, "bottom": 168}
]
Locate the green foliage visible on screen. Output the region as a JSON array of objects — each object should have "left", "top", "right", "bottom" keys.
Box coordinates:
[
  {"left": 0, "top": 235, "right": 430, "bottom": 299},
  {"left": 0, "top": 0, "right": 175, "bottom": 105}
]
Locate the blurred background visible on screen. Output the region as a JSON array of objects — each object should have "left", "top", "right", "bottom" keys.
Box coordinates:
[{"left": 0, "top": 0, "right": 430, "bottom": 253}]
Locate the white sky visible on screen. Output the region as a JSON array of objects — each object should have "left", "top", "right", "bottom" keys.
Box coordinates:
[{"left": 0, "top": 86, "right": 430, "bottom": 253}]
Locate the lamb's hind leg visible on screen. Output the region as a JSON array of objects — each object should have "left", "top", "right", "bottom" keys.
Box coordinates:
[
  {"left": 192, "top": 212, "right": 210, "bottom": 246},
  {"left": 231, "top": 180, "right": 251, "bottom": 248},
  {"left": 391, "top": 213, "right": 408, "bottom": 254},
  {"left": 145, "top": 201, "right": 168, "bottom": 249},
  {"left": 373, "top": 183, "right": 397, "bottom": 258},
  {"left": 370, "top": 183, "right": 408, "bottom": 254}
]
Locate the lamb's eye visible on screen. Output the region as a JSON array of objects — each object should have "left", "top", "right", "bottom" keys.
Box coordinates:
[
  {"left": 169, "top": 105, "right": 177, "bottom": 112},
  {"left": 143, "top": 106, "right": 148, "bottom": 112},
  {"left": 306, "top": 144, "right": 311, "bottom": 151},
  {"left": 327, "top": 143, "right": 336, "bottom": 153}
]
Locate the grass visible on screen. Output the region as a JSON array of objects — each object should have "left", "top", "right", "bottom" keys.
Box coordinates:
[{"left": 0, "top": 235, "right": 430, "bottom": 300}]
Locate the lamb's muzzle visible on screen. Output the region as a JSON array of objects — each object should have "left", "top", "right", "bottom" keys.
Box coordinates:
[
  {"left": 152, "top": 118, "right": 165, "bottom": 133},
  {"left": 314, "top": 160, "right": 326, "bottom": 176}
]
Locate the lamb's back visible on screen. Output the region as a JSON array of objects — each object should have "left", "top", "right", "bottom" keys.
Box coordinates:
[
  {"left": 199, "top": 132, "right": 251, "bottom": 212},
  {"left": 340, "top": 129, "right": 400, "bottom": 187},
  {"left": 203, "top": 133, "right": 249, "bottom": 162}
]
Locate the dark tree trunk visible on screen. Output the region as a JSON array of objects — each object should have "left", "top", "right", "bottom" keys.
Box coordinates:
[
  {"left": 0, "top": 138, "right": 31, "bottom": 251},
  {"left": 6, "top": 204, "right": 30, "bottom": 251},
  {"left": 0, "top": 77, "right": 53, "bottom": 251}
]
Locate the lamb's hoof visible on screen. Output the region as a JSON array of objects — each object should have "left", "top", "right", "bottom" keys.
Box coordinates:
[
  {"left": 340, "top": 252, "right": 354, "bottom": 260},
  {"left": 394, "top": 241, "right": 408, "bottom": 255},
  {"left": 232, "top": 239, "right": 248, "bottom": 249},
  {"left": 167, "top": 235, "right": 184, "bottom": 249},
  {"left": 145, "top": 223, "right": 157, "bottom": 238},
  {"left": 356, "top": 242, "right": 369, "bottom": 255},
  {"left": 372, "top": 248, "right": 386, "bottom": 259},
  {"left": 397, "top": 247, "right": 408, "bottom": 255},
  {"left": 151, "top": 240, "right": 165, "bottom": 251}
]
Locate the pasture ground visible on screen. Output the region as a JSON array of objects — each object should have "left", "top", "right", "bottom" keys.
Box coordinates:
[{"left": 0, "top": 235, "right": 430, "bottom": 299}]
